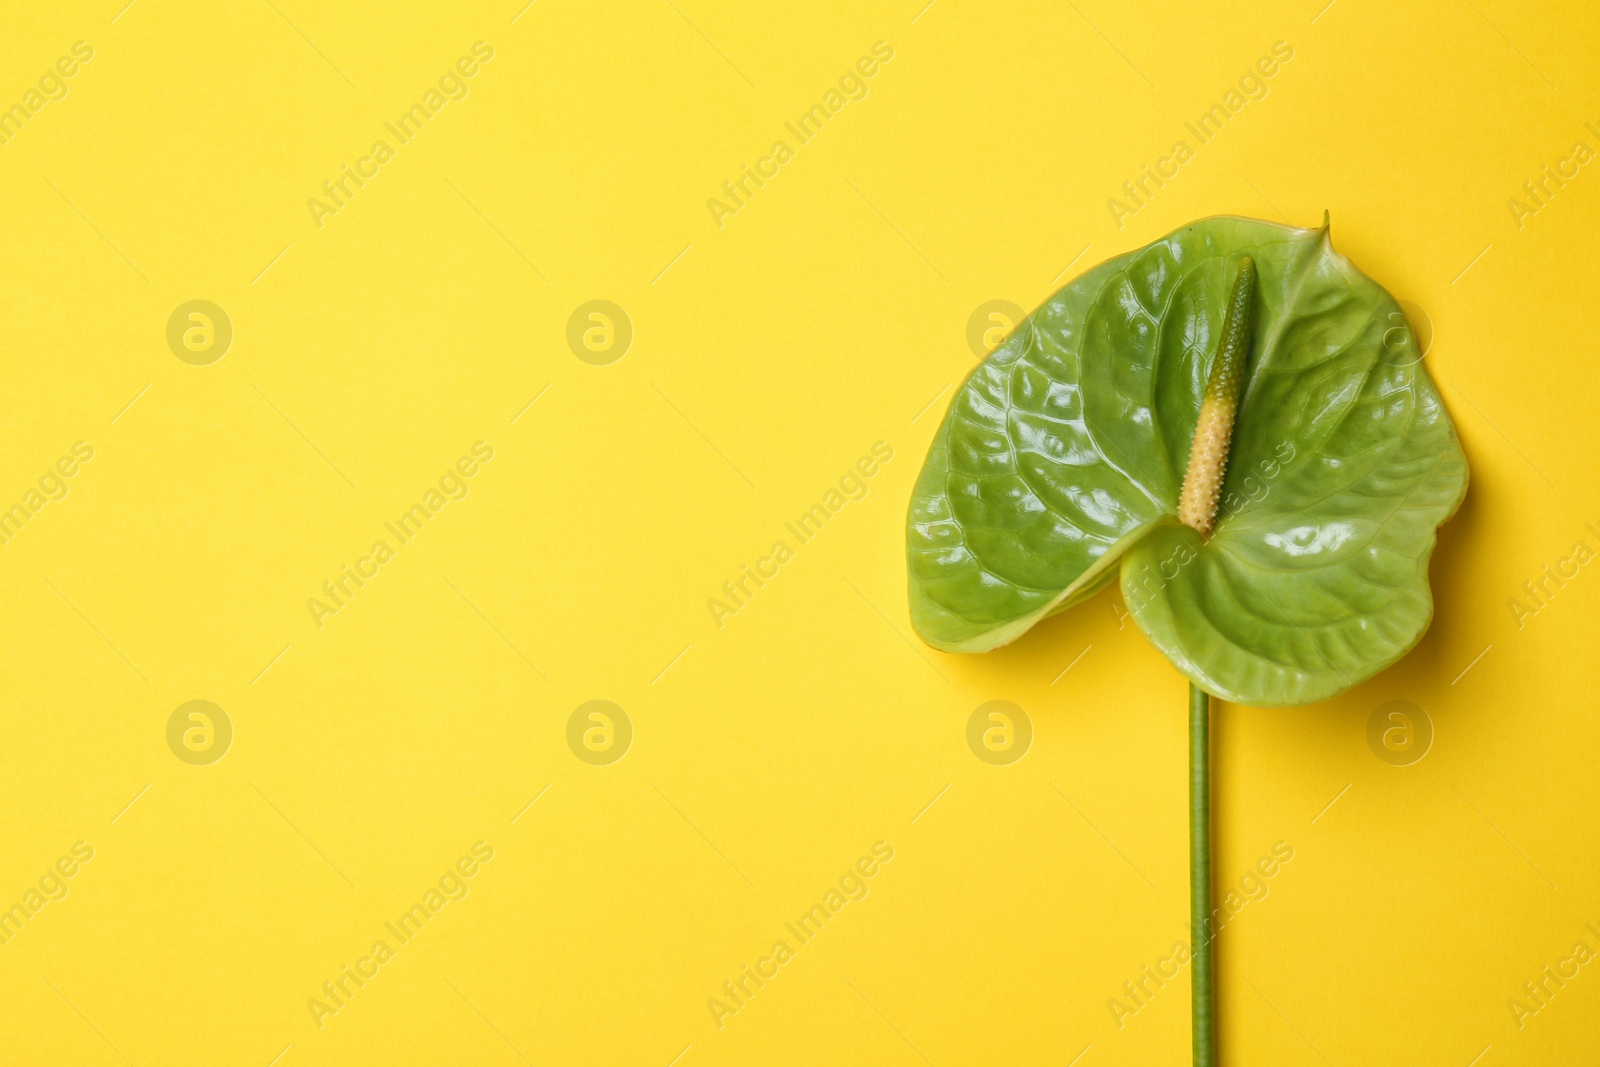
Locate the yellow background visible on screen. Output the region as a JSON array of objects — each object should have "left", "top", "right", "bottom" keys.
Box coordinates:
[{"left": 1, "top": 0, "right": 1597, "bottom": 1063}]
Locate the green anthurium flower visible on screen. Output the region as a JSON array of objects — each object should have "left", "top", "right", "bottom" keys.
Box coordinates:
[{"left": 907, "top": 214, "right": 1467, "bottom": 706}]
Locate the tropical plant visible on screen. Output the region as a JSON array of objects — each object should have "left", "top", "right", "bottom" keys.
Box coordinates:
[{"left": 906, "top": 214, "right": 1467, "bottom": 1064}]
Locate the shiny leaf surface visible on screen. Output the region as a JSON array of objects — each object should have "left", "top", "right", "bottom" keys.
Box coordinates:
[{"left": 906, "top": 216, "right": 1467, "bottom": 705}]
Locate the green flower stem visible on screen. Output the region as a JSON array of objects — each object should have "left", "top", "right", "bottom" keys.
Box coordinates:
[
  {"left": 1180, "top": 260, "right": 1251, "bottom": 1065},
  {"left": 1190, "top": 681, "right": 1214, "bottom": 1067}
]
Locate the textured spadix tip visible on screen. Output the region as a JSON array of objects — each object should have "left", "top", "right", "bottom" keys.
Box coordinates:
[{"left": 1177, "top": 256, "right": 1257, "bottom": 538}]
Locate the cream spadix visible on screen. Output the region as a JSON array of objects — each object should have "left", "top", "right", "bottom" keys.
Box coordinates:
[{"left": 1177, "top": 256, "right": 1256, "bottom": 538}]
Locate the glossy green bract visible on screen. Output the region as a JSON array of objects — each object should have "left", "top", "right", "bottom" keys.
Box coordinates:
[{"left": 906, "top": 216, "right": 1467, "bottom": 706}]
